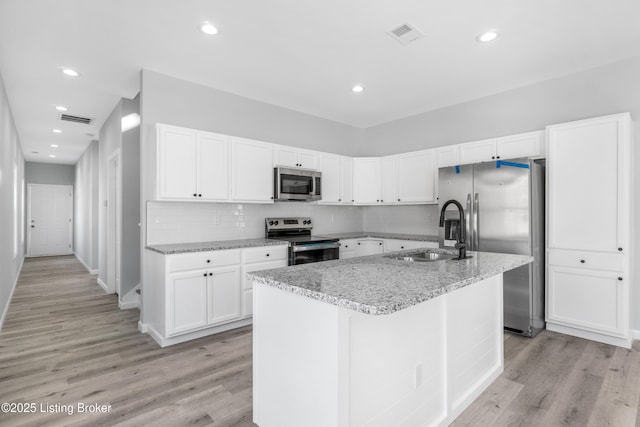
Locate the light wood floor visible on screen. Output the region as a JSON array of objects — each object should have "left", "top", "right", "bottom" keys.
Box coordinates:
[{"left": 1, "top": 255, "right": 639, "bottom": 426}]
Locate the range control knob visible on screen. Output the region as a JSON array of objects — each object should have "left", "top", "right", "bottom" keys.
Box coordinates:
[
  {"left": 269, "top": 220, "right": 274, "bottom": 226},
  {"left": 274, "top": 221, "right": 279, "bottom": 225}
]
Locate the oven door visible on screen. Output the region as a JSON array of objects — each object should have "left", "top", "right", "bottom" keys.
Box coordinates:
[{"left": 291, "top": 242, "right": 340, "bottom": 265}]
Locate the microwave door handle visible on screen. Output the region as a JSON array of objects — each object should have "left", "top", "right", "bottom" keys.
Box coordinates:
[{"left": 310, "top": 176, "right": 316, "bottom": 195}]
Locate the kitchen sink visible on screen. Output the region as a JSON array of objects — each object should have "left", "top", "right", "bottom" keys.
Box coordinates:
[{"left": 384, "top": 251, "right": 470, "bottom": 262}]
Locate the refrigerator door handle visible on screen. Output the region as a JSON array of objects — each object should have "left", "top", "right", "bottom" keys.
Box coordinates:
[
  {"left": 466, "top": 193, "right": 472, "bottom": 251},
  {"left": 474, "top": 193, "right": 480, "bottom": 250}
]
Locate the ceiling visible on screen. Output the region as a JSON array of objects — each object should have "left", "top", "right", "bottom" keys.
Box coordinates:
[{"left": 1, "top": 0, "right": 640, "bottom": 165}]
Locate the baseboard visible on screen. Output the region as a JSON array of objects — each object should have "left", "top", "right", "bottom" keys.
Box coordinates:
[
  {"left": 547, "top": 322, "right": 633, "bottom": 349},
  {"left": 73, "top": 252, "right": 98, "bottom": 275},
  {"left": 141, "top": 318, "right": 253, "bottom": 348},
  {"left": 96, "top": 277, "right": 109, "bottom": 293},
  {"left": 633, "top": 329, "right": 640, "bottom": 341},
  {"left": 118, "top": 285, "right": 140, "bottom": 310},
  {"left": 0, "top": 256, "right": 25, "bottom": 332}
]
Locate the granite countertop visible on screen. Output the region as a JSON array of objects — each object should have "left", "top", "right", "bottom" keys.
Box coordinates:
[
  {"left": 322, "top": 232, "right": 439, "bottom": 242},
  {"left": 248, "top": 249, "right": 532, "bottom": 315},
  {"left": 146, "top": 238, "right": 288, "bottom": 254}
]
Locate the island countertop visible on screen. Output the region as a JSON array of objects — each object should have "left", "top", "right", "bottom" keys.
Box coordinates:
[{"left": 248, "top": 249, "right": 532, "bottom": 315}]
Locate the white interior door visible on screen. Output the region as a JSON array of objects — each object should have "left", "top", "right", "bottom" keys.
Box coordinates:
[{"left": 27, "top": 184, "right": 73, "bottom": 256}]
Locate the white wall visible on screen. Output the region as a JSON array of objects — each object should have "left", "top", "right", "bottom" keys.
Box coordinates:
[
  {"left": 0, "top": 72, "right": 25, "bottom": 331},
  {"left": 25, "top": 162, "right": 74, "bottom": 185},
  {"left": 360, "top": 56, "right": 640, "bottom": 155},
  {"left": 74, "top": 140, "right": 99, "bottom": 272},
  {"left": 98, "top": 101, "right": 122, "bottom": 287}
]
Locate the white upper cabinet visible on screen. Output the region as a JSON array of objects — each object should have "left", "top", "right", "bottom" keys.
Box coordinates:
[
  {"left": 396, "top": 149, "right": 436, "bottom": 203},
  {"left": 231, "top": 137, "right": 274, "bottom": 203},
  {"left": 353, "top": 158, "right": 382, "bottom": 204},
  {"left": 353, "top": 152, "right": 437, "bottom": 205},
  {"left": 458, "top": 138, "right": 497, "bottom": 164},
  {"left": 436, "top": 145, "right": 459, "bottom": 168},
  {"left": 318, "top": 153, "right": 341, "bottom": 204},
  {"left": 547, "top": 115, "right": 628, "bottom": 253},
  {"left": 456, "top": 131, "right": 544, "bottom": 165},
  {"left": 341, "top": 157, "right": 354, "bottom": 204},
  {"left": 496, "top": 131, "right": 544, "bottom": 160},
  {"left": 157, "top": 124, "right": 229, "bottom": 201},
  {"left": 380, "top": 157, "right": 396, "bottom": 204},
  {"left": 158, "top": 125, "right": 198, "bottom": 200},
  {"left": 197, "top": 133, "right": 230, "bottom": 200},
  {"left": 273, "top": 145, "right": 318, "bottom": 169}
]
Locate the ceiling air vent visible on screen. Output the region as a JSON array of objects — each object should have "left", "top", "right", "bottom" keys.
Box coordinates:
[
  {"left": 59, "top": 113, "right": 93, "bottom": 125},
  {"left": 386, "top": 23, "right": 425, "bottom": 45}
]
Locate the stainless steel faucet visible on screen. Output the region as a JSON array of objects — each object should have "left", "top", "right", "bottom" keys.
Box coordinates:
[{"left": 439, "top": 199, "right": 467, "bottom": 260}]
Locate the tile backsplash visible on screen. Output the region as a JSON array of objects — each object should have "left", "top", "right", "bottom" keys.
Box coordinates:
[
  {"left": 146, "top": 201, "right": 364, "bottom": 245},
  {"left": 146, "top": 202, "right": 439, "bottom": 245}
]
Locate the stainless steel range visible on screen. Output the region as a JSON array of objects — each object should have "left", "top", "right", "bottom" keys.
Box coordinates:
[{"left": 265, "top": 217, "right": 340, "bottom": 265}]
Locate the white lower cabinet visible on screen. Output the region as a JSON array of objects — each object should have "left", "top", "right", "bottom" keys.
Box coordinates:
[
  {"left": 241, "top": 246, "right": 288, "bottom": 317},
  {"left": 547, "top": 265, "right": 625, "bottom": 337},
  {"left": 207, "top": 266, "right": 242, "bottom": 325},
  {"left": 383, "top": 239, "right": 437, "bottom": 252},
  {"left": 145, "top": 245, "right": 288, "bottom": 347},
  {"left": 356, "top": 239, "right": 385, "bottom": 256},
  {"left": 167, "top": 270, "right": 208, "bottom": 335},
  {"left": 339, "top": 238, "right": 438, "bottom": 259}
]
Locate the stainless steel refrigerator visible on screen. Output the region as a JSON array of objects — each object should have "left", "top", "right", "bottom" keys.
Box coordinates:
[{"left": 438, "top": 158, "right": 545, "bottom": 337}]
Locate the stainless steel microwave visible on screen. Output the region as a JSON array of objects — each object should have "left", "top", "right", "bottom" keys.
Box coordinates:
[{"left": 273, "top": 167, "right": 322, "bottom": 201}]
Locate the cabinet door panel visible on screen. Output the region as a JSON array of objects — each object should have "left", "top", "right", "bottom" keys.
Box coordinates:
[
  {"left": 158, "top": 127, "right": 197, "bottom": 199},
  {"left": 273, "top": 146, "right": 298, "bottom": 167},
  {"left": 198, "top": 133, "right": 229, "bottom": 200},
  {"left": 168, "top": 270, "right": 208, "bottom": 335},
  {"left": 547, "top": 120, "right": 619, "bottom": 251},
  {"left": 496, "top": 131, "right": 543, "bottom": 160},
  {"left": 342, "top": 157, "right": 354, "bottom": 204},
  {"left": 356, "top": 239, "right": 385, "bottom": 256},
  {"left": 231, "top": 138, "right": 274, "bottom": 202},
  {"left": 436, "top": 146, "right": 459, "bottom": 168},
  {"left": 207, "top": 266, "right": 241, "bottom": 325},
  {"left": 353, "top": 158, "right": 380, "bottom": 204},
  {"left": 458, "top": 139, "right": 496, "bottom": 164},
  {"left": 397, "top": 150, "right": 436, "bottom": 203},
  {"left": 297, "top": 151, "right": 318, "bottom": 169},
  {"left": 547, "top": 266, "right": 624, "bottom": 335},
  {"left": 380, "top": 157, "right": 396, "bottom": 204},
  {"left": 318, "top": 153, "right": 341, "bottom": 204}
]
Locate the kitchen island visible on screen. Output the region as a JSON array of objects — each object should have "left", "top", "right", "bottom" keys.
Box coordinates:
[{"left": 249, "top": 249, "right": 532, "bottom": 427}]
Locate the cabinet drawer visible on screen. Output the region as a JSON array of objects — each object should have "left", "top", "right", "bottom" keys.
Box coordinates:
[
  {"left": 243, "top": 245, "right": 288, "bottom": 264},
  {"left": 547, "top": 249, "right": 623, "bottom": 272},
  {"left": 167, "top": 249, "right": 241, "bottom": 272}
]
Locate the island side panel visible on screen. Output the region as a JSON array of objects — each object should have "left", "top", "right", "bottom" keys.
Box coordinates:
[
  {"left": 446, "top": 273, "right": 504, "bottom": 422},
  {"left": 253, "top": 282, "right": 341, "bottom": 427},
  {"left": 345, "top": 296, "right": 447, "bottom": 427}
]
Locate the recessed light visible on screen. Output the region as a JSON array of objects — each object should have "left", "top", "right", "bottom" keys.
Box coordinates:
[
  {"left": 352, "top": 85, "right": 364, "bottom": 93},
  {"left": 55, "top": 105, "right": 68, "bottom": 111},
  {"left": 50, "top": 144, "right": 59, "bottom": 148},
  {"left": 477, "top": 30, "right": 498, "bottom": 43},
  {"left": 62, "top": 68, "right": 80, "bottom": 77},
  {"left": 52, "top": 129, "right": 62, "bottom": 133},
  {"left": 200, "top": 22, "right": 219, "bottom": 35},
  {"left": 49, "top": 154, "right": 56, "bottom": 158}
]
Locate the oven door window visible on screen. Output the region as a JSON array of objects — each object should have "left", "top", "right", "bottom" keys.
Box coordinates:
[
  {"left": 293, "top": 247, "right": 339, "bottom": 265},
  {"left": 281, "top": 174, "right": 312, "bottom": 195}
]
